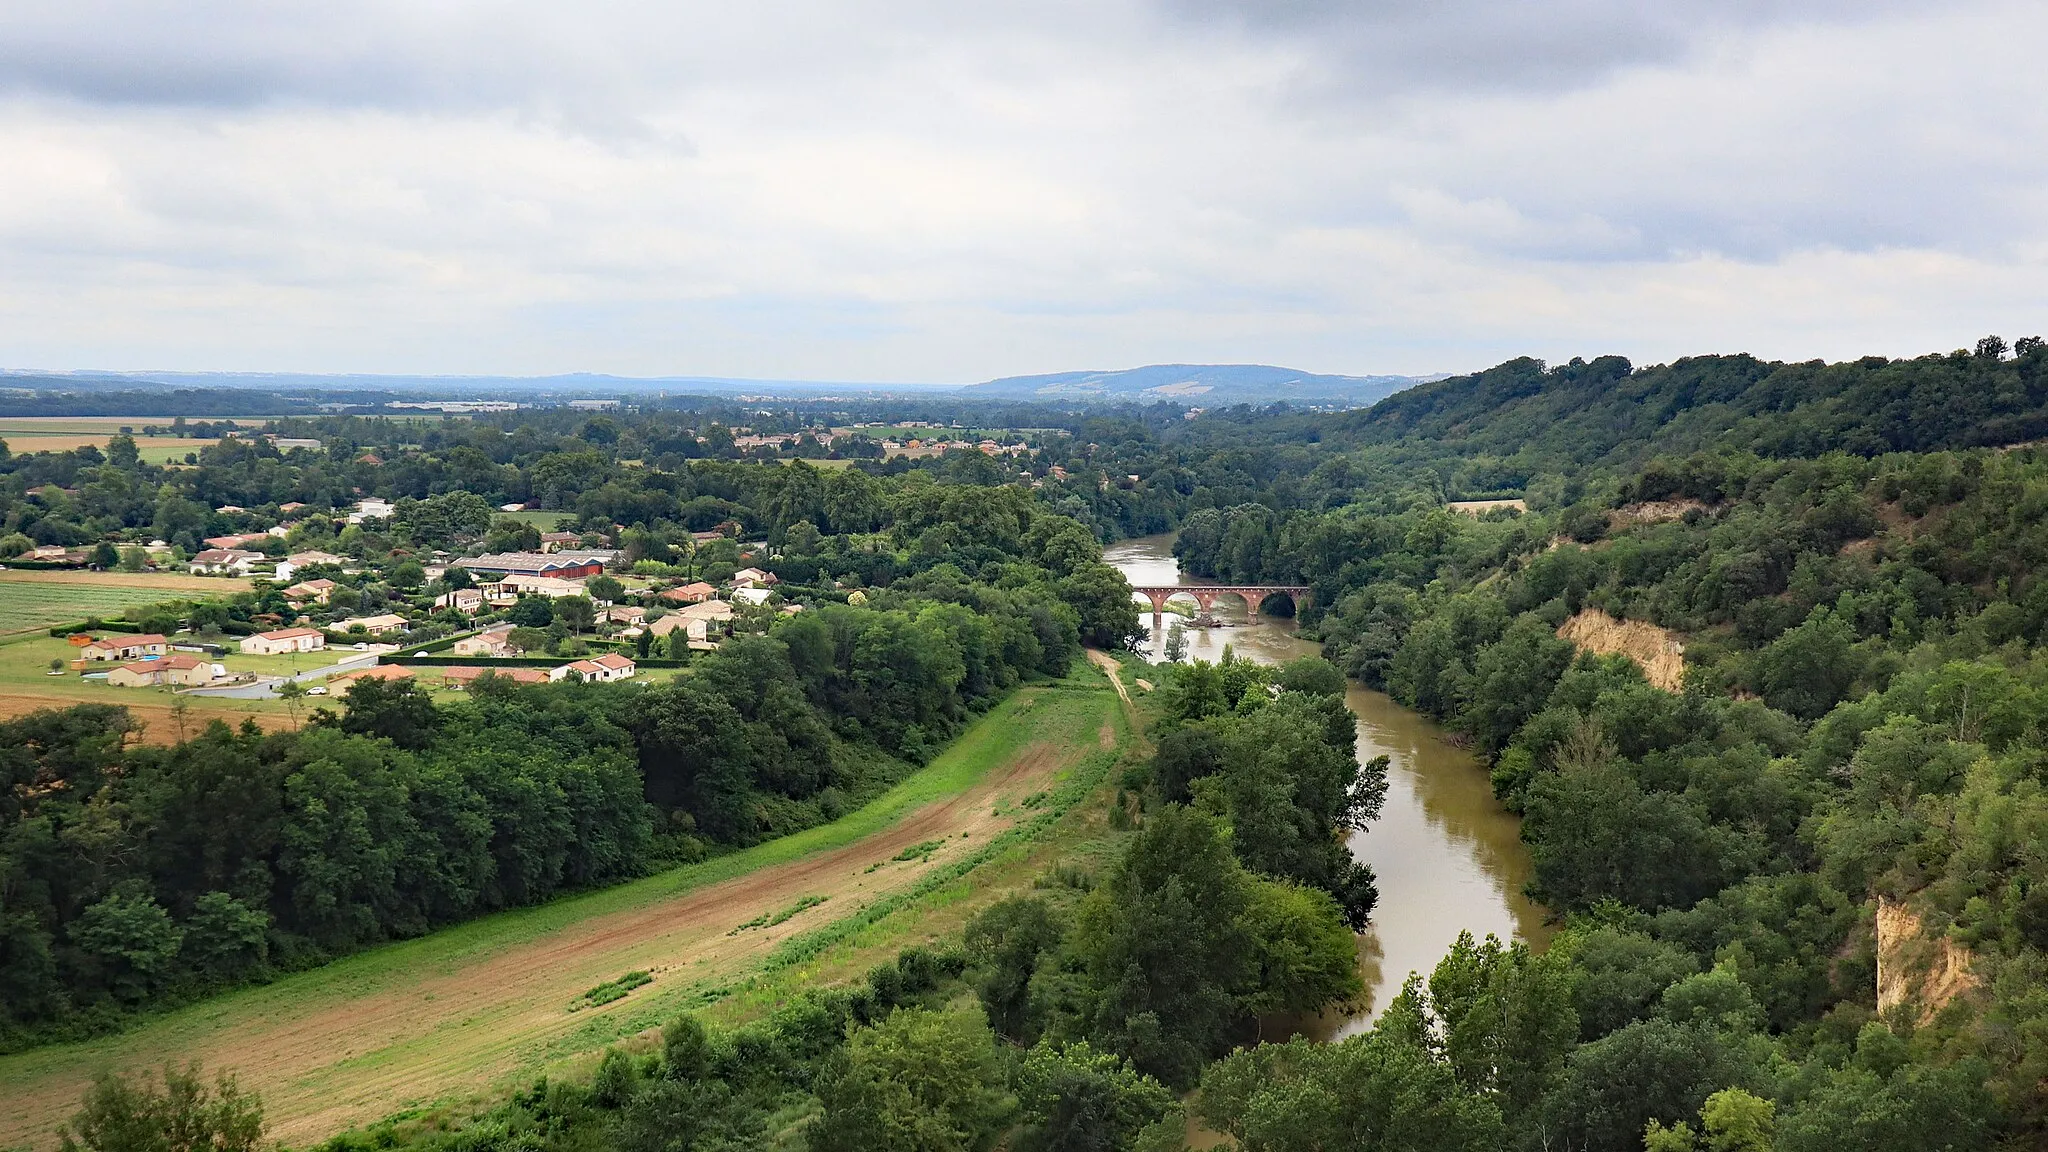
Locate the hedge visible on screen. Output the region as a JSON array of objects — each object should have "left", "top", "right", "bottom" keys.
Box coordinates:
[{"left": 380, "top": 655, "right": 690, "bottom": 669}]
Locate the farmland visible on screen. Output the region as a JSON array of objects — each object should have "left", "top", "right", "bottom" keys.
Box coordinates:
[
  {"left": 0, "top": 669, "right": 1134, "bottom": 1149},
  {"left": 0, "top": 570, "right": 250, "bottom": 639},
  {"left": 0, "top": 416, "right": 300, "bottom": 463}
]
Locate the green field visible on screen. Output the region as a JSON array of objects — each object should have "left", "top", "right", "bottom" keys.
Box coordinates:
[
  {"left": 492, "top": 509, "right": 577, "bottom": 529},
  {"left": 0, "top": 578, "right": 209, "bottom": 638},
  {"left": 0, "top": 669, "right": 1132, "bottom": 1149}
]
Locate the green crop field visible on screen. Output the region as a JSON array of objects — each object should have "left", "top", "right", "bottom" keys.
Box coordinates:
[{"left": 0, "top": 579, "right": 199, "bottom": 637}]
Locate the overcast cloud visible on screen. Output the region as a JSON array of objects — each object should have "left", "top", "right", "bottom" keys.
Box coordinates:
[{"left": 0, "top": 0, "right": 2041, "bottom": 381}]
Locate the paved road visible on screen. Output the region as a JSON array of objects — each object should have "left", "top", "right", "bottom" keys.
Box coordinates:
[{"left": 184, "top": 651, "right": 382, "bottom": 699}]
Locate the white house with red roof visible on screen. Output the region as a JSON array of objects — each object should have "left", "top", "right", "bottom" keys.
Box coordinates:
[{"left": 550, "top": 653, "right": 637, "bottom": 683}]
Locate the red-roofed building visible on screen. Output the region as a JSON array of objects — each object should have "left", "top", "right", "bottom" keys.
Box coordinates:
[
  {"left": 551, "top": 653, "right": 637, "bottom": 683},
  {"left": 78, "top": 633, "right": 170, "bottom": 661},
  {"left": 106, "top": 653, "right": 221, "bottom": 688},
  {"left": 661, "top": 581, "right": 717, "bottom": 604},
  {"left": 242, "top": 627, "right": 325, "bottom": 655}
]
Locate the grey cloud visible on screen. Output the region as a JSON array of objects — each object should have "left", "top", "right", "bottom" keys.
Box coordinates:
[{"left": 1157, "top": 0, "right": 1919, "bottom": 97}]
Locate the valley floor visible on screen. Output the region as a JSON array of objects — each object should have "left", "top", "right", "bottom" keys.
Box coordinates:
[{"left": 0, "top": 666, "right": 1131, "bottom": 1149}]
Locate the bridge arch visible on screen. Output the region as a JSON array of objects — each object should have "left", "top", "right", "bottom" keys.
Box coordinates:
[{"left": 1131, "top": 584, "right": 1312, "bottom": 618}]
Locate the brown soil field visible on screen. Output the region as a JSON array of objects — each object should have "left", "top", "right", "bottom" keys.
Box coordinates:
[
  {"left": 0, "top": 569, "right": 252, "bottom": 592},
  {"left": 0, "top": 686, "right": 1119, "bottom": 1148},
  {"left": 0, "top": 693, "right": 292, "bottom": 739}
]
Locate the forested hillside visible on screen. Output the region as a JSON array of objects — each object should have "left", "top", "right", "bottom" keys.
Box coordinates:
[
  {"left": 20, "top": 338, "right": 2048, "bottom": 1150},
  {"left": 1151, "top": 338, "right": 2048, "bottom": 1149}
]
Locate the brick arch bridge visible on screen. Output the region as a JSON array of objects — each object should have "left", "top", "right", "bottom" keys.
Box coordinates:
[{"left": 1132, "top": 584, "right": 1311, "bottom": 615}]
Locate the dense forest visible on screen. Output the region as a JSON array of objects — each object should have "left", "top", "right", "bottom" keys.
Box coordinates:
[{"left": 20, "top": 334, "right": 2048, "bottom": 1151}]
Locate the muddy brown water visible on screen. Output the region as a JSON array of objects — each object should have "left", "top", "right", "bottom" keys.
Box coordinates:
[{"left": 1105, "top": 534, "right": 1551, "bottom": 1035}]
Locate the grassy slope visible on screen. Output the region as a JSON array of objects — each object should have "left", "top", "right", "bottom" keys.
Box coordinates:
[{"left": 0, "top": 666, "right": 1130, "bottom": 1149}]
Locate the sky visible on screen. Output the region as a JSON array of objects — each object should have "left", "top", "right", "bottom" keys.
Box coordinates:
[{"left": 0, "top": 1, "right": 2043, "bottom": 383}]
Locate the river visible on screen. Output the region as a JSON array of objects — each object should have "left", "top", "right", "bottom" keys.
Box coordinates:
[{"left": 1104, "top": 534, "right": 1551, "bottom": 1035}]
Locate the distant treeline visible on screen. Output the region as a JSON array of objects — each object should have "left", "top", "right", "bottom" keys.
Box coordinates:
[{"left": 0, "top": 387, "right": 323, "bottom": 418}]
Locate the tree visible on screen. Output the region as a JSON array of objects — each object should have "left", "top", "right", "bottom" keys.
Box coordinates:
[
  {"left": 1756, "top": 607, "right": 1860, "bottom": 720},
  {"left": 1274, "top": 656, "right": 1346, "bottom": 697},
  {"left": 1163, "top": 622, "right": 1187, "bottom": 663},
  {"left": 1014, "top": 1041, "right": 1176, "bottom": 1152},
  {"left": 807, "top": 1007, "right": 1014, "bottom": 1152},
  {"left": 1539, "top": 1019, "right": 1747, "bottom": 1152},
  {"left": 1198, "top": 1032, "right": 1504, "bottom": 1152},
  {"left": 1058, "top": 563, "right": 1144, "bottom": 650},
  {"left": 274, "top": 680, "right": 306, "bottom": 729},
  {"left": 588, "top": 575, "right": 626, "bottom": 603},
  {"left": 963, "top": 895, "right": 1064, "bottom": 1042},
  {"left": 505, "top": 596, "right": 554, "bottom": 628},
  {"left": 177, "top": 892, "right": 270, "bottom": 983},
  {"left": 1236, "top": 879, "right": 1363, "bottom": 1017},
  {"left": 1073, "top": 805, "right": 1253, "bottom": 1086},
  {"left": 71, "top": 883, "right": 184, "bottom": 1003},
  {"left": 90, "top": 541, "right": 120, "bottom": 569},
  {"left": 60, "top": 1063, "right": 268, "bottom": 1152},
  {"left": 557, "top": 596, "right": 598, "bottom": 635},
  {"left": 339, "top": 676, "right": 440, "bottom": 750},
  {"left": 106, "top": 434, "right": 141, "bottom": 468}
]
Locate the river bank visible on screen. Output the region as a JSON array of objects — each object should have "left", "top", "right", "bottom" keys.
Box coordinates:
[{"left": 1104, "top": 534, "right": 1551, "bottom": 1032}]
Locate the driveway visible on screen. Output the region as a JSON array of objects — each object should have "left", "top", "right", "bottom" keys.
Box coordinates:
[{"left": 184, "top": 651, "right": 382, "bottom": 699}]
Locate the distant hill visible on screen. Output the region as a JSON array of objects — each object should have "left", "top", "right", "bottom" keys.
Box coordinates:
[{"left": 969, "top": 364, "right": 1435, "bottom": 406}]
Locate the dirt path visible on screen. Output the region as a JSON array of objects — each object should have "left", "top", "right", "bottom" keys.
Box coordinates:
[
  {"left": 1087, "top": 648, "right": 1135, "bottom": 712},
  {"left": 1, "top": 688, "right": 1114, "bottom": 1149}
]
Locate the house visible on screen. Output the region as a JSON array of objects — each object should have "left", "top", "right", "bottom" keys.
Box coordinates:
[
  {"left": 203, "top": 533, "right": 267, "bottom": 550},
  {"left": 661, "top": 581, "right": 717, "bottom": 604},
  {"left": 550, "top": 654, "right": 636, "bottom": 683},
  {"left": 214, "top": 505, "right": 247, "bottom": 515},
  {"left": 451, "top": 623, "right": 521, "bottom": 657},
  {"left": 283, "top": 578, "right": 338, "bottom": 605},
  {"left": 456, "top": 552, "right": 607, "bottom": 580},
  {"left": 347, "top": 498, "right": 396, "bottom": 525},
  {"left": 445, "top": 665, "right": 550, "bottom": 688},
  {"left": 190, "top": 548, "right": 266, "bottom": 575},
  {"left": 78, "top": 633, "right": 170, "bottom": 661},
  {"left": 107, "top": 653, "right": 222, "bottom": 688},
  {"left": 650, "top": 599, "right": 733, "bottom": 641},
  {"left": 242, "top": 627, "right": 325, "bottom": 655},
  {"left": 328, "top": 664, "right": 415, "bottom": 690},
  {"left": 270, "top": 438, "right": 322, "bottom": 451},
  {"left": 538, "top": 531, "right": 583, "bottom": 553},
  {"left": 335, "top": 613, "right": 408, "bottom": 634},
  {"left": 492, "top": 573, "right": 589, "bottom": 598},
  {"left": 436, "top": 588, "right": 485, "bottom": 614},
  {"left": 606, "top": 605, "right": 647, "bottom": 626},
  {"left": 732, "top": 567, "right": 778, "bottom": 587},
  {"left": 279, "top": 501, "right": 308, "bottom": 514},
  {"left": 733, "top": 585, "right": 774, "bottom": 607},
  {"left": 287, "top": 550, "right": 347, "bottom": 568}
]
